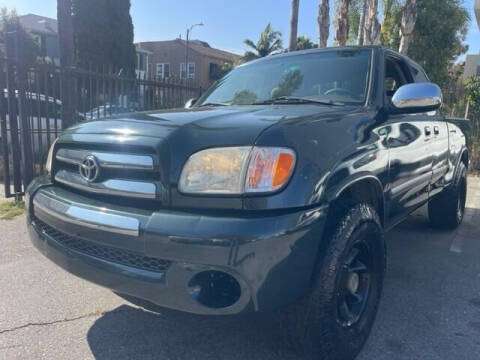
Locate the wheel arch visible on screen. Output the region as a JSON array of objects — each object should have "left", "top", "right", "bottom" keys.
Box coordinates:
[
  {"left": 460, "top": 148, "right": 469, "bottom": 170},
  {"left": 451, "top": 147, "right": 469, "bottom": 185},
  {"left": 325, "top": 174, "right": 385, "bottom": 230}
]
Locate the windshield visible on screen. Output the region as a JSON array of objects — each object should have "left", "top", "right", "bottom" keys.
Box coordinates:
[{"left": 197, "top": 49, "right": 372, "bottom": 106}]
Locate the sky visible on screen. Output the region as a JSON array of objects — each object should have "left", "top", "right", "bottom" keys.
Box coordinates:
[{"left": 1, "top": 0, "right": 479, "bottom": 61}]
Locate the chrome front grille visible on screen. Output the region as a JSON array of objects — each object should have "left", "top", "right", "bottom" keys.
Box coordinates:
[
  {"left": 54, "top": 148, "right": 159, "bottom": 200},
  {"left": 56, "top": 149, "right": 155, "bottom": 170},
  {"left": 34, "top": 217, "right": 171, "bottom": 272}
]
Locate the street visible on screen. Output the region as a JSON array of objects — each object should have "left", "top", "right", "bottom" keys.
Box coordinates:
[{"left": 1, "top": 177, "right": 479, "bottom": 360}]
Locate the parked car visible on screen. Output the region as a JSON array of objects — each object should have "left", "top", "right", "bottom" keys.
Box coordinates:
[
  {"left": 26, "top": 46, "right": 468, "bottom": 360},
  {"left": 84, "top": 104, "right": 134, "bottom": 120},
  {"left": 1, "top": 89, "right": 63, "bottom": 154}
]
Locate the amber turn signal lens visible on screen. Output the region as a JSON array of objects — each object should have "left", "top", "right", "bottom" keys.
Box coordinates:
[
  {"left": 245, "top": 147, "right": 296, "bottom": 193},
  {"left": 273, "top": 153, "right": 295, "bottom": 187}
]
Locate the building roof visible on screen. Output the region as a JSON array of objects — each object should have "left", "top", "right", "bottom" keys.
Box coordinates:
[
  {"left": 136, "top": 39, "right": 241, "bottom": 62},
  {"left": 19, "top": 14, "right": 58, "bottom": 35},
  {"left": 475, "top": 0, "right": 480, "bottom": 29},
  {"left": 135, "top": 44, "right": 153, "bottom": 55}
]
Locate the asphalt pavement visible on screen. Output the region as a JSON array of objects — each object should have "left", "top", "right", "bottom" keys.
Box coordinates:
[{"left": 1, "top": 178, "right": 480, "bottom": 360}]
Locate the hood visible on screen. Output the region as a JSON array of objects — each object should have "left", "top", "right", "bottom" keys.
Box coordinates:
[{"left": 64, "top": 104, "right": 358, "bottom": 145}]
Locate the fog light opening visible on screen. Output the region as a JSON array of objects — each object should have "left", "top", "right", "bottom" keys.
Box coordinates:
[{"left": 188, "top": 271, "right": 241, "bottom": 309}]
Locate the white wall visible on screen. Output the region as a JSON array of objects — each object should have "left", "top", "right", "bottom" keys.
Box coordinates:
[{"left": 464, "top": 54, "right": 480, "bottom": 80}]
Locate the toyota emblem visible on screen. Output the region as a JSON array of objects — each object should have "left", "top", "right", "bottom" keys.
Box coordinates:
[{"left": 79, "top": 155, "right": 100, "bottom": 182}]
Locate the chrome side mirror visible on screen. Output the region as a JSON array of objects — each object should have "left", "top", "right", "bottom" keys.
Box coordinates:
[
  {"left": 185, "top": 98, "right": 198, "bottom": 109},
  {"left": 391, "top": 82, "right": 442, "bottom": 113}
]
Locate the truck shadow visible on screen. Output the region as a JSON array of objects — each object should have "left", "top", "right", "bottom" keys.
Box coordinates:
[
  {"left": 86, "top": 303, "right": 298, "bottom": 360},
  {"left": 86, "top": 204, "right": 480, "bottom": 360}
]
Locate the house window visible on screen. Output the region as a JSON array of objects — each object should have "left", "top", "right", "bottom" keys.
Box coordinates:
[
  {"left": 180, "top": 62, "right": 195, "bottom": 79},
  {"left": 210, "top": 63, "right": 220, "bottom": 80},
  {"left": 157, "top": 63, "right": 170, "bottom": 78},
  {"left": 137, "top": 53, "right": 147, "bottom": 71}
]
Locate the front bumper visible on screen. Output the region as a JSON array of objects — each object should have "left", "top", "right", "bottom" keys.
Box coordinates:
[{"left": 26, "top": 176, "right": 328, "bottom": 315}]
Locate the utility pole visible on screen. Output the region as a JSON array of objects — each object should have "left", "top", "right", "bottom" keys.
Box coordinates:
[{"left": 184, "top": 23, "right": 203, "bottom": 82}]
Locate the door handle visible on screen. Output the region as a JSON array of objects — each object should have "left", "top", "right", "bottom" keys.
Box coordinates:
[
  {"left": 434, "top": 126, "right": 439, "bottom": 135},
  {"left": 424, "top": 126, "right": 432, "bottom": 136}
]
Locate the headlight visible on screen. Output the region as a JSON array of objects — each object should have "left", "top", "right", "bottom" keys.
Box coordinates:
[
  {"left": 179, "top": 146, "right": 296, "bottom": 194},
  {"left": 45, "top": 139, "right": 57, "bottom": 174}
]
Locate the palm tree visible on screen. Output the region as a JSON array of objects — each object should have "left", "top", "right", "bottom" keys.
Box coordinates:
[
  {"left": 399, "top": 0, "right": 417, "bottom": 54},
  {"left": 335, "top": 0, "right": 352, "bottom": 46},
  {"left": 243, "top": 23, "right": 283, "bottom": 61},
  {"left": 296, "top": 36, "right": 316, "bottom": 50},
  {"left": 364, "top": 0, "right": 381, "bottom": 45},
  {"left": 357, "top": 0, "right": 368, "bottom": 45},
  {"left": 318, "top": 0, "right": 330, "bottom": 48},
  {"left": 289, "top": 0, "right": 300, "bottom": 51}
]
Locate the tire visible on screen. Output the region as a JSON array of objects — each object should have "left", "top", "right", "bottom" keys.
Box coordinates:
[
  {"left": 428, "top": 162, "right": 467, "bottom": 230},
  {"left": 279, "top": 203, "right": 386, "bottom": 360}
]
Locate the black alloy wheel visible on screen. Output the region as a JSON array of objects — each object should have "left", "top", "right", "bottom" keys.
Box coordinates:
[{"left": 336, "top": 239, "right": 372, "bottom": 328}]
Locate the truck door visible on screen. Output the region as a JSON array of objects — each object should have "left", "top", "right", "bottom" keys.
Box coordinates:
[
  {"left": 409, "top": 63, "right": 450, "bottom": 197},
  {"left": 383, "top": 55, "right": 434, "bottom": 226}
]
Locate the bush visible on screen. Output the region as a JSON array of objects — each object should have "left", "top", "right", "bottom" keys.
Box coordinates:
[{"left": 465, "top": 77, "right": 480, "bottom": 172}]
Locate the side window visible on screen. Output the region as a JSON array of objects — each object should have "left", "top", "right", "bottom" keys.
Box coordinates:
[
  {"left": 384, "top": 56, "right": 412, "bottom": 99},
  {"left": 409, "top": 63, "right": 429, "bottom": 83}
]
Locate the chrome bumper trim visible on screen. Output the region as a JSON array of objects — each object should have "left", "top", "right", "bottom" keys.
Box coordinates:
[
  {"left": 55, "top": 170, "right": 157, "bottom": 199},
  {"left": 33, "top": 191, "right": 140, "bottom": 237},
  {"left": 56, "top": 149, "right": 154, "bottom": 170}
]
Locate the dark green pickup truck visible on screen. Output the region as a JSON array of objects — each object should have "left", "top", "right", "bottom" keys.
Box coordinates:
[{"left": 26, "top": 46, "right": 468, "bottom": 360}]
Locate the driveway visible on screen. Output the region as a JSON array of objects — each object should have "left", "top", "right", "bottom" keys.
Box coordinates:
[{"left": 1, "top": 178, "right": 480, "bottom": 360}]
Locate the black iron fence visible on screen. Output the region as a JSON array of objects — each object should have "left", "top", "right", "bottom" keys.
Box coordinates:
[{"left": 1, "top": 48, "right": 202, "bottom": 199}]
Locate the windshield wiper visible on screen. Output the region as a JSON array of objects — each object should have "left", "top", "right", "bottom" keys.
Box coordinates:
[
  {"left": 197, "top": 102, "right": 230, "bottom": 107},
  {"left": 253, "top": 96, "right": 344, "bottom": 106}
]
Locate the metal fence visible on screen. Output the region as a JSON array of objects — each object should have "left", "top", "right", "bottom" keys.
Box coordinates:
[{"left": 1, "top": 43, "right": 202, "bottom": 199}]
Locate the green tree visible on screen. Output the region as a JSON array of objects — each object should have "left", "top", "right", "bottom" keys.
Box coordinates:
[
  {"left": 465, "top": 76, "right": 480, "bottom": 170},
  {"left": 466, "top": 77, "right": 480, "bottom": 112},
  {"left": 407, "top": 0, "right": 469, "bottom": 88},
  {"left": 442, "top": 62, "right": 467, "bottom": 117},
  {"left": 243, "top": 23, "right": 283, "bottom": 61},
  {"left": 0, "top": 8, "right": 39, "bottom": 65},
  {"left": 57, "top": 0, "right": 74, "bottom": 67},
  {"left": 72, "top": 0, "right": 136, "bottom": 74},
  {"left": 296, "top": 36, "right": 316, "bottom": 50}
]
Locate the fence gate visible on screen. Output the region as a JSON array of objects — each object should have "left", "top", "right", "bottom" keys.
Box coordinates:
[{"left": 1, "top": 31, "right": 36, "bottom": 199}]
